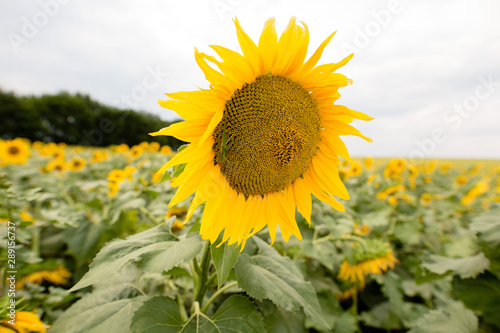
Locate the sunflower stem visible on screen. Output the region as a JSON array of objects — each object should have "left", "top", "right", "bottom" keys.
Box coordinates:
[
  {"left": 177, "top": 294, "right": 189, "bottom": 322},
  {"left": 193, "top": 241, "right": 211, "bottom": 307},
  {"left": 201, "top": 281, "right": 238, "bottom": 313}
]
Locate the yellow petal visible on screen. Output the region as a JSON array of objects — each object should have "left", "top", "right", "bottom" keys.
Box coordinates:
[
  {"left": 198, "top": 109, "right": 223, "bottom": 145},
  {"left": 258, "top": 18, "right": 278, "bottom": 73},
  {"left": 158, "top": 99, "right": 213, "bottom": 121},
  {"left": 303, "top": 171, "right": 345, "bottom": 212},
  {"left": 293, "top": 31, "right": 337, "bottom": 80},
  {"left": 322, "top": 119, "right": 373, "bottom": 142},
  {"left": 321, "top": 105, "right": 373, "bottom": 121},
  {"left": 281, "top": 20, "right": 309, "bottom": 77},
  {"left": 310, "top": 152, "right": 349, "bottom": 200},
  {"left": 149, "top": 119, "right": 209, "bottom": 142},
  {"left": 194, "top": 48, "right": 237, "bottom": 94},
  {"left": 210, "top": 44, "right": 255, "bottom": 85},
  {"left": 233, "top": 18, "right": 263, "bottom": 75},
  {"left": 293, "top": 177, "right": 312, "bottom": 225}
]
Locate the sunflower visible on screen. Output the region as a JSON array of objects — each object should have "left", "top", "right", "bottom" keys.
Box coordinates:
[
  {"left": 152, "top": 17, "right": 372, "bottom": 247},
  {"left": 130, "top": 145, "right": 144, "bottom": 158},
  {"left": 363, "top": 156, "right": 373, "bottom": 170},
  {"left": 160, "top": 145, "right": 172, "bottom": 155},
  {"left": 338, "top": 239, "right": 397, "bottom": 284},
  {"left": 348, "top": 161, "right": 363, "bottom": 177},
  {"left": 44, "top": 159, "right": 68, "bottom": 172},
  {"left": 0, "top": 311, "right": 48, "bottom": 333},
  {"left": 68, "top": 156, "right": 86, "bottom": 171},
  {"left": 16, "top": 266, "right": 71, "bottom": 289},
  {"left": 115, "top": 143, "right": 130, "bottom": 153},
  {"left": 149, "top": 141, "right": 160, "bottom": 152},
  {"left": 0, "top": 138, "right": 31, "bottom": 165}
]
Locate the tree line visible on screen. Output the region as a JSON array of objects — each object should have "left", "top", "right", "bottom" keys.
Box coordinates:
[{"left": 0, "top": 90, "right": 184, "bottom": 149}]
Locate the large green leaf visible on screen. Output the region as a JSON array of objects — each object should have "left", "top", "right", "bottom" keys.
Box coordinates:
[
  {"left": 470, "top": 208, "right": 500, "bottom": 278},
  {"left": 235, "top": 237, "right": 330, "bottom": 329},
  {"left": 421, "top": 253, "right": 490, "bottom": 279},
  {"left": 211, "top": 238, "right": 240, "bottom": 288},
  {"left": 470, "top": 206, "right": 500, "bottom": 244},
  {"left": 70, "top": 223, "right": 203, "bottom": 291},
  {"left": 130, "top": 295, "right": 265, "bottom": 333},
  {"left": 453, "top": 273, "right": 500, "bottom": 328},
  {"left": 129, "top": 296, "right": 183, "bottom": 333},
  {"left": 50, "top": 269, "right": 147, "bottom": 333},
  {"left": 50, "top": 296, "right": 147, "bottom": 333},
  {"left": 408, "top": 300, "right": 478, "bottom": 333},
  {"left": 64, "top": 219, "right": 107, "bottom": 265},
  {"left": 260, "top": 300, "right": 307, "bottom": 333}
]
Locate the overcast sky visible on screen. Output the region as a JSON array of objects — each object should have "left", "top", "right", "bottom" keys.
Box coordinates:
[{"left": 1, "top": 0, "right": 499, "bottom": 159}]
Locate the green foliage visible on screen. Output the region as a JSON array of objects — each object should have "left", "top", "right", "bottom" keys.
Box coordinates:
[
  {"left": 421, "top": 253, "right": 490, "bottom": 279},
  {"left": 1, "top": 145, "right": 499, "bottom": 332},
  {"left": 408, "top": 300, "right": 478, "bottom": 333},
  {"left": 130, "top": 295, "right": 266, "bottom": 333},
  {"left": 211, "top": 238, "right": 240, "bottom": 288},
  {"left": 71, "top": 222, "right": 203, "bottom": 291},
  {"left": 235, "top": 237, "right": 330, "bottom": 329},
  {"left": 453, "top": 273, "right": 500, "bottom": 328}
]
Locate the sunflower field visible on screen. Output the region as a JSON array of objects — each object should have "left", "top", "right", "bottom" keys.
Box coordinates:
[{"left": 0, "top": 138, "right": 499, "bottom": 333}]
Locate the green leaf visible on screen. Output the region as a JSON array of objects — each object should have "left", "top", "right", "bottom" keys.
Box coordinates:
[
  {"left": 470, "top": 206, "right": 500, "bottom": 244},
  {"left": 70, "top": 224, "right": 203, "bottom": 291},
  {"left": 408, "top": 300, "right": 478, "bottom": 333},
  {"left": 64, "top": 219, "right": 107, "bottom": 265},
  {"left": 421, "top": 253, "right": 490, "bottom": 279},
  {"left": 361, "top": 208, "right": 391, "bottom": 228},
  {"left": 301, "top": 238, "right": 337, "bottom": 271},
  {"left": 453, "top": 273, "right": 500, "bottom": 329},
  {"left": 130, "top": 295, "right": 265, "bottom": 333},
  {"left": 130, "top": 296, "right": 183, "bottom": 333},
  {"left": 235, "top": 237, "right": 330, "bottom": 329},
  {"left": 470, "top": 208, "right": 500, "bottom": 278},
  {"left": 50, "top": 281, "right": 147, "bottom": 333},
  {"left": 393, "top": 219, "right": 422, "bottom": 246},
  {"left": 211, "top": 238, "right": 240, "bottom": 288},
  {"left": 261, "top": 300, "right": 307, "bottom": 333}
]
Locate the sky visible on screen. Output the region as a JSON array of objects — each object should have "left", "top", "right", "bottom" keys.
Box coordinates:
[{"left": 1, "top": 0, "right": 499, "bottom": 159}]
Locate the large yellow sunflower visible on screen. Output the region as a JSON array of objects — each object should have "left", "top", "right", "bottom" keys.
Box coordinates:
[{"left": 152, "top": 17, "right": 372, "bottom": 247}]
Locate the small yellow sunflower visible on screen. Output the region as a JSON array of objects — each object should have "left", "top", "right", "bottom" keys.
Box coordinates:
[
  {"left": 44, "top": 159, "right": 68, "bottom": 172},
  {"left": 68, "top": 156, "right": 86, "bottom": 171},
  {"left": 16, "top": 266, "right": 71, "bottom": 289},
  {"left": 130, "top": 145, "right": 144, "bottom": 158},
  {"left": 160, "top": 145, "right": 172, "bottom": 155},
  {"left": 348, "top": 161, "right": 363, "bottom": 177},
  {"left": 152, "top": 17, "right": 372, "bottom": 247},
  {"left": 1, "top": 311, "right": 48, "bottom": 333},
  {"left": 0, "top": 138, "right": 31, "bottom": 165},
  {"left": 19, "top": 212, "right": 35, "bottom": 223},
  {"left": 115, "top": 143, "right": 130, "bottom": 153},
  {"left": 383, "top": 158, "right": 406, "bottom": 179},
  {"left": 91, "top": 150, "right": 109, "bottom": 163},
  {"left": 455, "top": 175, "right": 468, "bottom": 186},
  {"left": 461, "top": 181, "right": 489, "bottom": 206},
  {"left": 338, "top": 239, "right": 397, "bottom": 284},
  {"left": 364, "top": 156, "right": 373, "bottom": 170},
  {"left": 149, "top": 141, "right": 160, "bottom": 152}
]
